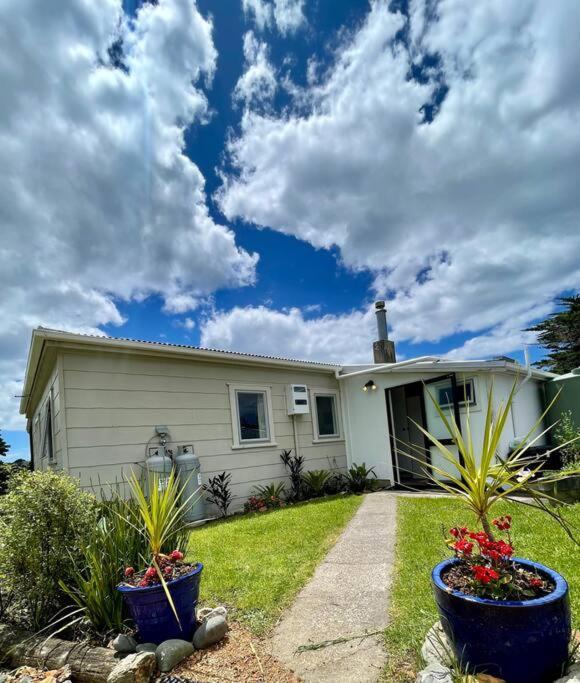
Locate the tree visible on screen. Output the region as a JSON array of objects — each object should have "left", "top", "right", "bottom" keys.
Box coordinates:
[
  {"left": 0, "top": 429, "right": 8, "bottom": 458},
  {"left": 526, "top": 296, "right": 580, "bottom": 374}
]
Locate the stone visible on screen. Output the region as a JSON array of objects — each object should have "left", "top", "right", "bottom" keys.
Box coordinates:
[
  {"left": 415, "top": 662, "right": 453, "bottom": 683},
  {"left": 112, "top": 634, "right": 138, "bottom": 654},
  {"left": 107, "top": 652, "right": 156, "bottom": 683},
  {"left": 192, "top": 615, "right": 228, "bottom": 650},
  {"left": 197, "top": 606, "right": 227, "bottom": 622},
  {"left": 155, "top": 640, "right": 194, "bottom": 673},
  {"left": 553, "top": 661, "right": 580, "bottom": 683},
  {"left": 135, "top": 643, "right": 157, "bottom": 654},
  {"left": 476, "top": 675, "right": 506, "bottom": 683},
  {"left": 421, "top": 622, "right": 453, "bottom": 667}
]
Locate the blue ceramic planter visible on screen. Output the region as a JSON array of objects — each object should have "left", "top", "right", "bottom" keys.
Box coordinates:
[
  {"left": 117, "top": 563, "right": 203, "bottom": 644},
  {"left": 432, "top": 558, "right": 571, "bottom": 683}
]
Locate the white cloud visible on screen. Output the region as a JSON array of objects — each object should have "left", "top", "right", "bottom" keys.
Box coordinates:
[
  {"left": 0, "top": 0, "right": 258, "bottom": 430},
  {"left": 201, "top": 306, "right": 375, "bottom": 364},
  {"left": 220, "top": 0, "right": 580, "bottom": 357},
  {"left": 233, "top": 31, "right": 277, "bottom": 108},
  {"left": 241, "top": 0, "right": 305, "bottom": 35}
]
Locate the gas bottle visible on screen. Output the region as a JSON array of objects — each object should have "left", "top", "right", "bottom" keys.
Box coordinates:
[
  {"left": 174, "top": 447, "right": 205, "bottom": 522},
  {"left": 144, "top": 448, "right": 173, "bottom": 498}
]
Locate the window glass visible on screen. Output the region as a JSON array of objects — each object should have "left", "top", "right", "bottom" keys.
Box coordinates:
[
  {"left": 237, "top": 391, "right": 269, "bottom": 441},
  {"left": 436, "top": 380, "right": 474, "bottom": 408},
  {"left": 315, "top": 395, "right": 338, "bottom": 437}
]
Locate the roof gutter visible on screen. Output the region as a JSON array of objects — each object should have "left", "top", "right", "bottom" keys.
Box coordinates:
[{"left": 336, "top": 356, "right": 440, "bottom": 380}]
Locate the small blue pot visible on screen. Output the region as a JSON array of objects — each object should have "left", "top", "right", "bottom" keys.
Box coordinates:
[
  {"left": 117, "top": 563, "right": 203, "bottom": 644},
  {"left": 432, "top": 557, "right": 571, "bottom": 683}
]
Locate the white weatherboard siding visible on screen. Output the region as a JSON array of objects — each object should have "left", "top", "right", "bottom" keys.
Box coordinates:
[{"left": 60, "top": 350, "right": 346, "bottom": 509}]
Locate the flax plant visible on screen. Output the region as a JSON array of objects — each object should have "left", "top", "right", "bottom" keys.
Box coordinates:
[
  {"left": 405, "top": 380, "right": 580, "bottom": 541},
  {"left": 121, "top": 468, "right": 199, "bottom": 625}
]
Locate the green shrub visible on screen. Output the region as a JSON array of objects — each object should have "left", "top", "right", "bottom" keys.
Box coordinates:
[
  {"left": 253, "top": 481, "right": 287, "bottom": 500},
  {"left": 61, "top": 497, "right": 146, "bottom": 635},
  {"left": 344, "top": 463, "right": 377, "bottom": 493},
  {"left": 301, "top": 470, "right": 332, "bottom": 497},
  {"left": 554, "top": 411, "right": 580, "bottom": 471},
  {"left": 0, "top": 470, "right": 97, "bottom": 628}
]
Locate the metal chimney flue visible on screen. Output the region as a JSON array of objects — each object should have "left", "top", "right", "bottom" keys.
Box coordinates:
[{"left": 373, "top": 301, "right": 396, "bottom": 363}]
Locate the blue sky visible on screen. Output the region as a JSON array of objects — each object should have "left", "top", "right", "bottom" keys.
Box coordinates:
[{"left": 2, "top": 0, "right": 579, "bottom": 461}]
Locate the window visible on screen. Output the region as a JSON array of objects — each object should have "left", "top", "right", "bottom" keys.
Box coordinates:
[
  {"left": 229, "top": 385, "right": 276, "bottom": 448},
  {"left": 436, "top": 378, "right": 476, "bottom": 409},
  {"left": 312, "top": 391, "right": 341, "bottom": 440},
  {"left": 42, "top": 398, "right": 55, "bottom": 462}
]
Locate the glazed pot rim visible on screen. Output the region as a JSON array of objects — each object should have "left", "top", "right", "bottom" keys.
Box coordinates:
[
  {"left": 432, "top": 557, "right": 568, "bottom": 607},
  {"left": 117, "top": 561, "right": 203, "bottom": 593}
]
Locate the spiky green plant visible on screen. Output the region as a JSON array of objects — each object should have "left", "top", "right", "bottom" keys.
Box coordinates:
[
  {"left": 302, "top": 470, "right": 332, "bottom": 497},
  {"left": 407, "top": 380, "right": 579, "bottom": 540}
]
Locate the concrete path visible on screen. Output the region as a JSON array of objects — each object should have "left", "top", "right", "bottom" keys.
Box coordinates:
[{"left": 269, "top": 492, "right": 397, "bottom": 682}]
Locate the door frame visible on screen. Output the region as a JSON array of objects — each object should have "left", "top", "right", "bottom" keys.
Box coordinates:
[{"left": 386, "top": 373, "right": 464, "bottom": 485}]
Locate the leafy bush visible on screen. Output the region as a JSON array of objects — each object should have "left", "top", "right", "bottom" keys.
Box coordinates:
[
  {"left": 325, "top": 472, "right": 347, "bottom": 495},
  {"left": 0, "top": 470, "right": 97, "bottom": 628},
  {"left": 554, "top": 411, "right": 580, "bottom": 471},
  {"left": 302, "top": 470, "right": 332, "bottom": 497},
  {"left": 203, "top": 471, "right": 233, "bottom": 517},
  {"left": 61, "top": 497, "right": 146, "bottom": 635},
  {"left": 254, "top": 481, "right": 286, "bottom": 499},
  {"left": 344, "top": 463, "right": 377, "bottom": 493},
  {"left": 280, "top": 449, "right": 305, "bottom": 501}
]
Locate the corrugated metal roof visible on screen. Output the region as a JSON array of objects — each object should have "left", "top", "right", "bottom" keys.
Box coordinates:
[{"left": 36, "top": 327, "right": 341, "bottom": 367}]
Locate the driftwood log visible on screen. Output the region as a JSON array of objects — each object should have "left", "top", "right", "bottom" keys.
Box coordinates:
[{"left": 0, "top": 624, "right": 123, "bottom": 683}]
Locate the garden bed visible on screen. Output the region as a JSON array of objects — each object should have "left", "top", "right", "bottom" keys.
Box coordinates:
[{"left": 383, "top": 496, "right": 580, "bottom": 682}]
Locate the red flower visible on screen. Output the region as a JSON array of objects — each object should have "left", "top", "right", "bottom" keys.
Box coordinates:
[
  {"left": 145, "top": 567, "right": 157, "bottom": 579},
  {"left": 163, "top": 565, "right": 173, "bottom": 576},
  {"left": 138, "top": 579, "right": 149, "bottom": 587},
  {"left": 454, "top": 539, "right": 474, "bottom": 555},
  {"left": 530, "top": 577, "right": 543, "bottom": 588},
  {"left": 124, "top": 566, "right": 135, "bottom": 577},
  {"left": 450, "top": 527, "right": 459, "bottom": 538},
  {"left": 492, "top": 515, "right": 512, "bottom": 531},
  {"left": 169, "top": 550, "right": 184, "bottom": 562},
  {"left": 471, "top": 565, "right": 500, "bottom": 584}
]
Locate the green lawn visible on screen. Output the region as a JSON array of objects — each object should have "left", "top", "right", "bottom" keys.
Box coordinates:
[
  {"left": 384, "top": 497, "right": 580, "bottom": 682},
  {"left": 187, "top": 494, "right": 363, "bottom": 634}
]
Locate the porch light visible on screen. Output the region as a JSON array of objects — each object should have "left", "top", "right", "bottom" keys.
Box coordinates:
[{"left": 363, "top": 380, "right": 377, "bottom": 392}]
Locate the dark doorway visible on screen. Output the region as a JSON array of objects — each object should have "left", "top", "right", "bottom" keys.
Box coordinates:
[{"left": 386, "top": 374, "right": 464, "bottom": 486}]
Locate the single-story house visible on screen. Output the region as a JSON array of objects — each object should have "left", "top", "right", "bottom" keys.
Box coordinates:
[{"left": 20, "top": 303, "right": 557, "bottom": 511}]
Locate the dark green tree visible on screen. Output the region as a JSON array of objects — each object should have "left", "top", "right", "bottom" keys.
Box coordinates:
[
  {"left": 525, "top": 296, "right": 580, "bottom": 374},
  {"left": 0, "top": 430, "right": 10, "bottom": 494},
  {"left": 0, "top": 430, "right": 8, "bottom": 458}
]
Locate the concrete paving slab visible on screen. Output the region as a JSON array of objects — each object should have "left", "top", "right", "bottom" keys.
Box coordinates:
[{"left": 269, "top": 492, "right": 397, "bottom": 682}]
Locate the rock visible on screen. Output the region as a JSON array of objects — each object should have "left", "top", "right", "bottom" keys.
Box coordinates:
[
  {"left": 421, "top": 622, "right": 453, "bottom": 667},
  {"left": 415, "top": 662, "right": 453, "bottom": 683},
  {"left": 553, "top": 661, "right": 580, "bottom": 683},
  {"left": 197, "top": 606, "right": 227, "bottom": 622},
  {"left": 155, "top": 640, "right": 194, "bottom": 673},
  {"left": 19, "top": 677, "right": 34, "bottom": 683},
  {"left": 135, "top": 643, "right": 157, "bottom": 654},
  {"left": 112, "top": 635, "right": 137, "bottom": 654},
  {"left": 476, "top": 675, "right": 506, "bottom": 683},
  {"left": 107, "top": 652, "right": 156, "bottom": 683},
  {"left": 192, "top": 615, "right": 228, "bottom": 650}
]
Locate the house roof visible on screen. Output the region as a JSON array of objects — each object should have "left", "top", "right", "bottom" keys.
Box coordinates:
[
  {"left": 20, "top": 327, "right": 558, "bottom": 417},
  {"left": 20, "top": 327, "right": 341, "bottom": 416}
]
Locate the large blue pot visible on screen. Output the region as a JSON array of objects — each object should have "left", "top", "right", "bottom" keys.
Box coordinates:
[
  {"left": 117, "top": 563, "right": 203, "bottom": 644},
  {"left": 432, "top": 557, "right": 570, "bottom": 683}
]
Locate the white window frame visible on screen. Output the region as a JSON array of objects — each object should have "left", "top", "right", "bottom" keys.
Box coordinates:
[
  {"left": 311, "top": 388, "right": 343, "bottom": 442},
  {"left": 433, "top": 377, "right": 477, "bottom": 411},
  {"left": 228, "top": 384, "right": 277, "bottom": 450},
  {"left": 41, "top": 392, "right": 56, "bottom": 463}
]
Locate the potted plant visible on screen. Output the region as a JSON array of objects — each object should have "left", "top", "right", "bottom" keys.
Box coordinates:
[
  {"left": 408, "top": 381, "right": 579, "bottom": 683},
  {"left": 116, "top": 469, "right": 203, "bottom": 644}
]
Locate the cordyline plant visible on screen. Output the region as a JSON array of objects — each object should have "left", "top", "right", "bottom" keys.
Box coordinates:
[
  {"left": 120, "top": 468, "right": 198, "bottom": 625},
  {"left": 403, "top": 379, "right": 580, "bottom": 542}
]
